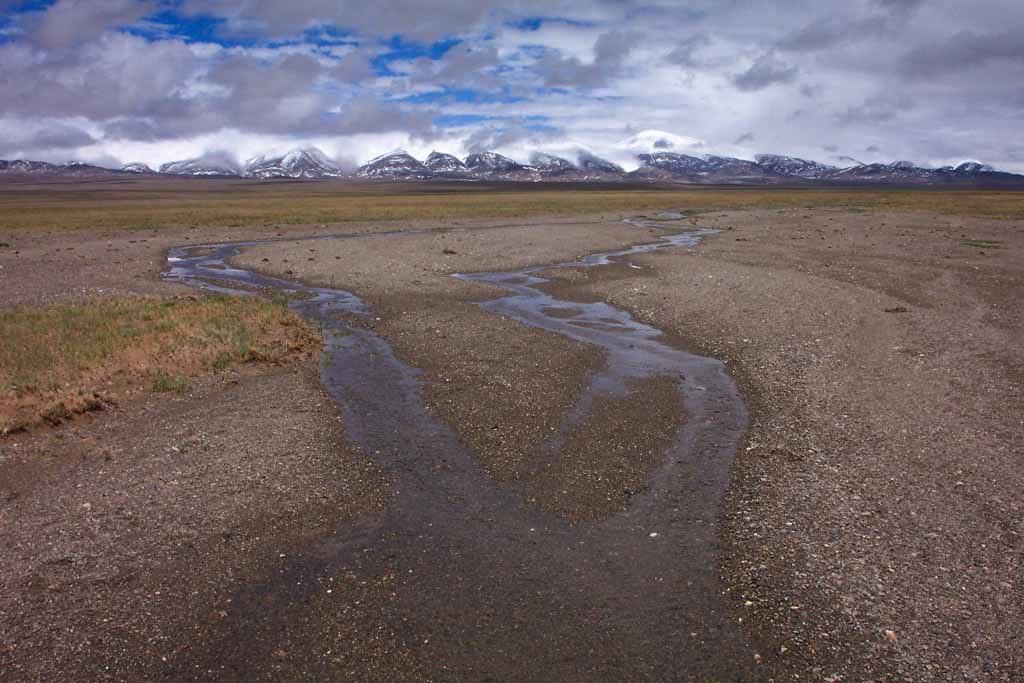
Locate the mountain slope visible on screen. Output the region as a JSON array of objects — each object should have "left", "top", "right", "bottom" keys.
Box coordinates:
[
  {"left": 356, "top": 151, "right": 430, "bottom": 179},
  {"left": 755, "top": 154, "right": 837, "bottom": 179},
  {"left": 3, "top": 147, "right": 1022, "bottom": 186},
  {"left": 244, "top": 148, "right": 342, "bottom": 179},
  {"left": 424, "top": 151, "right": 469, "bottom": 176},
  {"left": 159, "top": 154, "right": 241, "bottom": 177}
]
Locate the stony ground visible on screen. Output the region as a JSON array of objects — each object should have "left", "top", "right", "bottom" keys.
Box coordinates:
[
  {"left": 232, "top": 217, "right": 686, "bottom": 521},
  {"left": 2, "top": 207, "right": 1022, "bottom": 680},
  {"left": 0, "top": 366, "right": 389, "bottom": 680},
  {"left": 539, "top": 208, "right": 1024, "bottom": 680}
]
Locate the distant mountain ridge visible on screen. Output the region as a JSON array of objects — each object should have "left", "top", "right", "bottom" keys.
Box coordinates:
[
  {"left": 244, "top": 148, "right": 343, "bottom": 179},
  {"left": 2, "top": 147, "right": 1022, "bottom": 186}
]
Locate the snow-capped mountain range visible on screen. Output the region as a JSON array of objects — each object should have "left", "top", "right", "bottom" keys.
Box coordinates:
[
  {"left": 244, "top": 148, "right": 344, "bottom": 179},
  {"left": 1, "top": 147, "right": 1020, "bottom": 185}
]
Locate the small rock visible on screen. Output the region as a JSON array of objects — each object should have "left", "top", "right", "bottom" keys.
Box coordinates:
[{"left": 884, "top": 629, "right": 897, "bottom": 641}]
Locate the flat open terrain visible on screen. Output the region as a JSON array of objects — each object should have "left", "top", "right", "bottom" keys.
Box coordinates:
[
  {"left": 3, "top": 175, "right": 1024, "bottom": 233},
  {"left": 1, "top": 180, "right": 1022, "bottom": 680}
]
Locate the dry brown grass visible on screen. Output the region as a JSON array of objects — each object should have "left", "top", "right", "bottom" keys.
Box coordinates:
[
  {"left": 1, "top": 177, "right": 1023, "bottom": 233},
  {"left": 0, "top": 294, "right": 319, "bottom": 433}
]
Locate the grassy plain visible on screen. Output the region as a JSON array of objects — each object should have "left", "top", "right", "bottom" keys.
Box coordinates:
[
  {"left": 1, "top": 176, "right": 1024, "bottom": 233},
  {"left": 0, "top": 295, "right": 318, "bottom": 432}
]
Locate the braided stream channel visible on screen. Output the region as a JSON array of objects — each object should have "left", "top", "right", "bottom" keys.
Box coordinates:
[{"left": 163, "top": 216, "right": 756, "bottom": 680}]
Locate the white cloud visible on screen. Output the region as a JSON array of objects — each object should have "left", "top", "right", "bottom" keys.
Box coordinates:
[{"left": 1, "top": 0, "right": 1023, "bottom": 173}]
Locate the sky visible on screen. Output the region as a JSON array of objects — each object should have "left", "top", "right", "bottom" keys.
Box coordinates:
[{"left": 1, "top": 0, "right": 1023, "bottom": 172}]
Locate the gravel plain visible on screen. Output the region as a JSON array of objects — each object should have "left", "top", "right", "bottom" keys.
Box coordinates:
[
  {"left": 540, "top": 208, "right": 1024, "bottom": 680},
  {"left": 2, "top": 207, "right": 1021, "bottom": 680}
]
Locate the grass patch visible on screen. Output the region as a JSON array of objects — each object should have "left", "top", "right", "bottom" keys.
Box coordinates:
[
  {"left": 151, "top": 370, "right": 191, "bottom": 394},
  {"left": 961, "top": 238, "right": 1003, "bottom": 248},
  {"left": 0, "top": 295, "right": 319, "bottom": 433},
  {"left": 1, "top": 178, "right": 1024, "bottom": 233}
]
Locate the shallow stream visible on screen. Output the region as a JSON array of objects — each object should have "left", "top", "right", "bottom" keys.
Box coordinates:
[{"left": 163, "top": 216, "right": 755, "bottom": 678}]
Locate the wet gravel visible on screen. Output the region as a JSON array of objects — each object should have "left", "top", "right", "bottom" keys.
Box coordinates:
[
  {"left": 546, "top": 208, "right": 1024, "bottom": 680},
  {"left": 0, "top": 366, "right": 389, "bottom": 681},
  {"left": 6, "top": 207, "right": 1020, "bottom": 679}
]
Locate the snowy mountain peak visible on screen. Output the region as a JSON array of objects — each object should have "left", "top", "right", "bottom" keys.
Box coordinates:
[
  {"left": 755, "top": 154, "right": 837, "bottom": 179},
  {"left": 121, "top": 163, "right": 155, "bottom": 174},
  {"left": 530, "top": 153, "right": 576, "bottom": 175},
  {"left": 424, "top": 151, "right": 468, "bottom": 174},
  {"left": 464, "top": 151, "right": 524, "bottom": 173},
  {"left": 636, "top": 152, "right": 709, "bottom": 174},
  {"left": 366, "top": 149, "right": 411, "bottom": 165},
  {"left": 356, "top": 151, "right": 429, "bottom": 179},
  {"left": 159, "top": 154, "right": 240, "bottom": 177},
  {"left": 955, "top": 161, "right": 995, "bottom": 173},
  {"left": 577, "top": 152, "right": 623, "bottom": 174},
  {"left": 244, "top": 147, "right": 342, "bottom": 179}
]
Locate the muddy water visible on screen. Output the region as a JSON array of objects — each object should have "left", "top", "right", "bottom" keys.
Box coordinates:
[{"left": 163, "top": 218, "right": 756, "bottom": 680}]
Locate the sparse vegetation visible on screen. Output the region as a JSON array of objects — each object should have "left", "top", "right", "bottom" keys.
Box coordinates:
[
  {"left": 1, "top": 178, "right": 1023, "bottom": 233},
  {"left": 150, "top": 369, "right": 191, "bottom": 394},
  {"left": 960, "top": 238, "right": 1003, "bottom": 248},
  {"left": 0, "top": 295, "right": 319, "bottom": 432}
]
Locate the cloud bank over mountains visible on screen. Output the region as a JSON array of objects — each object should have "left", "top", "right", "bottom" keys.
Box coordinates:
[{"left": 1, "top": 0, "right": 1022, "bottom": 172}]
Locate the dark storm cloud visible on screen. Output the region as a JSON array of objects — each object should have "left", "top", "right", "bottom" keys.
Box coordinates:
[
  {"left": 463, "top": 123, "right": 563, "bottom": 154},
  {"left": 732, "top": 52, "right": 798, "bottom": 91},
  {"left": 799, "top": 83, "right": 824, "bottom": 98},
  {"left": 0, "top": 33, "right": 199, "bottom": 120},
  {"left": 838, "top": 94, "right": 914, "bottom": 125},
  {"left": 537, "top": 30, "right": 639, "bottom": 89},
  {"left": 777, "top": 17, "right": 886, "bottom": 52},
  {"left": 326, "top": 52, "right": 374, "bottom": 82},
  {"left": 180, "top": 0, "right": 501, "bottom": 42},
  {"left": 0, "top": 124, "right": 96, "bottom": 152},
  {"left": 21, "top": 0, "right": 157, "bottom": 49},
  {"left": 324, "top": 96, "right": 436, "bottom": 137},
  {"left": 104, "top": 118, "right": 162, "bottom": 141},
  {"left": 0, "top": 29, "right": 424, "bottom": 141},
  {"left": 873, "top": 0, "right": 926, "bottom": 13},
  {"left": 900, "top": 31, "right": 1024, "bottom": 76},
  {"left": 406, "top": 44, "right": 503, "bottom": 89},
  {"left": 665, "top": 33, "right": 709, "bottom": 67}
]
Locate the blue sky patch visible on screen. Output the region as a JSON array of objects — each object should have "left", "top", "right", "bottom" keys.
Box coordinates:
[
  {"left": 507, "top": 16, "right": 596, "bottom": 31},
  {"left": 395, "top": 87, "right": 528, "bottom": 106},
  {"left": 372, "top": 36, "right": 461, "bottom": 76}
]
